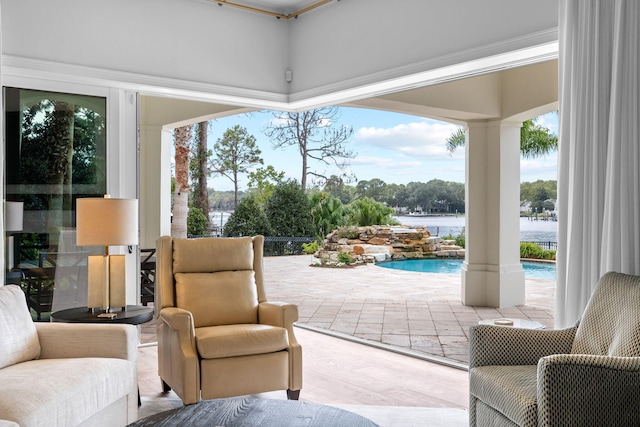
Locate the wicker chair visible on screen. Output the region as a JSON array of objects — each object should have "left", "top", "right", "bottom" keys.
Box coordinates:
[{"left": 469, "top": 271, "right": 640, "bottom": 426}]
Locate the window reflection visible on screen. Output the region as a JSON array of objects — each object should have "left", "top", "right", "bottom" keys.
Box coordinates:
[{"left": 4, "top": 87, "right": 107, "bottom": 320}]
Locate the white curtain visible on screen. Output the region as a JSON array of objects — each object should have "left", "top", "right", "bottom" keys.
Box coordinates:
[
  {"left": 556, "top": 0, "right": 640, "bottom": 328},
  {"left": 0, "top": 2, "right": 5, "bottom": 286}
]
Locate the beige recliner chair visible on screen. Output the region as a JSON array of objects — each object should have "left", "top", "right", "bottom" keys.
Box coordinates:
[{"left": 155, "top": 235, "right": 302, "bottom": 405}]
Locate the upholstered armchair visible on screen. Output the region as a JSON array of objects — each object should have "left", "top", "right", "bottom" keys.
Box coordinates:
[
  {"left": 155, "top": 235, "right": 302, "bottom": 405},
  {"left": 469, "top": 272, "right": 640, "bottom": 426}
]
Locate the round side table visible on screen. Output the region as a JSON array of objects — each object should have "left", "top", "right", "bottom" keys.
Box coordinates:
[
  {"left": 479, "top": 318, "right": 545, "bottom": 329},
  {"left": 51, "top": 305, "right": 154, "bottom": 325}
]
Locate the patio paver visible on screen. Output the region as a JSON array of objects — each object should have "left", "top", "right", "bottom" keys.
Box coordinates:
[{"left": 264, "top": 255, "right": 555, "bottom": 366}]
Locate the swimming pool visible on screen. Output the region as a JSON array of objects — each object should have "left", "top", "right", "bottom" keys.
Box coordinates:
[{"left": 377, "top": 258, "right": 556, "bottom": 280}]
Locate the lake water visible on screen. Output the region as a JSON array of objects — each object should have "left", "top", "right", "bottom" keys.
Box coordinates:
[
  {"left": 394, "top": 215, "right": 558, "bottom": 242},
  {"left": 210, "top": 211, "right": 558, "bottom": 242}
]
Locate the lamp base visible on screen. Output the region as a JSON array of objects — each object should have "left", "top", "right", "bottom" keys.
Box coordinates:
[{"left": 97, "top": 312, "right": 118, "bottom": 319}]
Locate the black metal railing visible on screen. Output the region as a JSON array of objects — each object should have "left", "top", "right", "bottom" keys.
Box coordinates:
[
  {"left": 521, "top": 241, "right": 558, "bottom": 250},
  {"left": 187, "top": 235, "right": 317, "bottom": 256},
  {"left": 264, "top": 236, "right": 316, "bottom": 256}
]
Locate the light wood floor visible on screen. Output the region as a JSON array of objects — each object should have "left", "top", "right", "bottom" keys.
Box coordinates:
[{"left": 137, "top": 327, "right": 469, "bottom": 418}]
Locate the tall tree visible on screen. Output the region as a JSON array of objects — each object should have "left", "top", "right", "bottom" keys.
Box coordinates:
[
  {"left": 246, "top": 165, "right": 285, "bottom": 205},
  {"left": 264, "top": 107, "right": 356, "bottom": 190},
  {"left": 172, "top": 124, "right": 192, "bottom": 238},
  {"left": 190, "top": 121, "right": 211, "bottom": 229},
  {"left": 445, "top": 116, "right": 558, "bottom": 158},
  {"left": 210, "top": 125, "right": 263, "bottom": 208}
]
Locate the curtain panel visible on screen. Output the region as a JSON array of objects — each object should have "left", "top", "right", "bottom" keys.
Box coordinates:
[
  {"left": 557, "top": 0, "right": 640, "bottom": 327},
  {"left": 0, "top": 2, "right": 4, "bottom": 285}
]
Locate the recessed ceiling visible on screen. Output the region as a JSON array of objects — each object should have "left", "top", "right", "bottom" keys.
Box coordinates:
[{"left": 213, "top": 0, "right": 333, "bottom": 19}]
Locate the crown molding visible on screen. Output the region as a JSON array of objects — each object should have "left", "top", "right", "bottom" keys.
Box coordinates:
[
  {"left": 3, "top": 27, "right": 558, "bottom": 112},
  {"left": 287, "top": 28, "right": 559, "bottom": 110},
  {"left": 2, "top": 55, "right": 290, "bottom": 110}
]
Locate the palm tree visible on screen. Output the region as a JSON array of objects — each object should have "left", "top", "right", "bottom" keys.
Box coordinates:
[
  {"left": 172, "top": 124, "right": 192, "bottom": 238},
  {"left": 445, "top": 115, "right": 558, "bottom": 158}
]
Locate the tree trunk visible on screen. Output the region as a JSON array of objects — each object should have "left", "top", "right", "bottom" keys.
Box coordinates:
[
  {"left": 172, "top": 125, "right": 192, "bottom": 238},
  {"left": 48, "top": 101, "right": 75, "bottom": 250},
  {"left": 195, "top": 122, "right": 210, "bottom": 225}
]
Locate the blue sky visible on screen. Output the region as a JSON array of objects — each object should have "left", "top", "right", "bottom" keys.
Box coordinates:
[{"left": 206, "top": 107, "right": 558, "bottom": 192}]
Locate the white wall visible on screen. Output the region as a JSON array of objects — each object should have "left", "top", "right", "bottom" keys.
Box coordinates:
[
  {"left": 1, "top": 0, "right": 290, "bottom": 94},
  {"left": 289, "top": 0, "right": 559, "bottom": 97},
  {"left": 2, "top": 0, "right": 557, "bottom": 102}
]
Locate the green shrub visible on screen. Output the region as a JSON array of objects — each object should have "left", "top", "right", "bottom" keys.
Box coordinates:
[
  {"left": 336, "top": 226, "right": 360, "bottom": 239},
  {"left": 337, "top": 251, "right": 352, "bottom": 265},
  {"left": 302, "top": 241, "right": 319, "bottom": 254},
  {"left": 443, "top": 228, "right": 465, "bottom": 248},
  {"left": 541, "top": 249, "right": 556, "bottom": 260},
  {"left": 187, "top": 207, "right": 209, "bottom": 236}
]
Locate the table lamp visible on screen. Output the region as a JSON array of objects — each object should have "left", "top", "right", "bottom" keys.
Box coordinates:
[
  {"left": 4, "top": 201, "right": 24, "bottom": 270},
  {"left": 76, "top": 196, "right": 138, "bottom": 316}
]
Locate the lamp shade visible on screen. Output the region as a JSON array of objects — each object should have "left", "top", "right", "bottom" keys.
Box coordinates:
[
  {"left": 4, "top": 201, "right": 24, "bottom": 232},
  {"left": 76, "top": 197, "right": 138, "bottom": 246}
]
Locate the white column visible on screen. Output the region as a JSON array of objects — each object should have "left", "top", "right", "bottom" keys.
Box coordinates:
[
  {"left": 139, "top": 125, "right": 172, "bottom": 249},
  {"left": 461, "top": 120, "right": 525, "bottom": 308}
]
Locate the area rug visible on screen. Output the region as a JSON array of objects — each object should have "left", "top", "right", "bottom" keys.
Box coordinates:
[{"left": 333, "top": 404, "right": 468, "bottom": 427}]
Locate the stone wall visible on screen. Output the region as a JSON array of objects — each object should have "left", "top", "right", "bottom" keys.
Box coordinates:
[{"left": 318, "top": 225, "right": 465, "bottom": 264}]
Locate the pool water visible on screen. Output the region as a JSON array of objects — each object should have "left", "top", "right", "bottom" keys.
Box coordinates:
[{"left": 377, "top": 259, "right": 556, "bottom": 280}]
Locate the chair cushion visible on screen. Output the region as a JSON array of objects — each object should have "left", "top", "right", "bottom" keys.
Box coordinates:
[
  {"left": 175, "top": 271, "right": 258, "bottom": 327},
  {"left": 470, "top": 365, "right": 538, "bottom": 427},
  {"left": 0, "top": 285, "right": 41, "bottom": 369},
  {"left": 195, "top": 324, "right": 289, "bottom": 359},
  {"left": 572, "top": 272, "right": 640, "bottom": 356},
  {"left": 172, "top": 237, "right": 254, "bottom": 273},
  {"left": 0, "top": 357, "right": 134, "bottom": 427}
]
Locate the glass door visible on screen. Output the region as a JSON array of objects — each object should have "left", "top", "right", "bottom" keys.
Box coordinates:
[{"left": 4, "top": 87, "right": 107, "bottom": 320}]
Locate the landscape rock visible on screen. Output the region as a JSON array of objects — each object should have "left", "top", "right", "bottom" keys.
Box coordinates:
[{"left": 315, "top": 225, "right": 465, "bottom": 265}]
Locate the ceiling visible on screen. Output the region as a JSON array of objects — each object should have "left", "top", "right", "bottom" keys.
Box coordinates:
[{"left": 213, "top": 0, "right": 333, "bottom": 18}]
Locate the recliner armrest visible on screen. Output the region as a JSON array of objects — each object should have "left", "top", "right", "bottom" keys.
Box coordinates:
[
  {"left": 469, "top": 324, "right": 577, "bottom": 368},
  {"left": 158, "top": 307, "right": 196, "bottom": 338},
  {"left": 538, "top": 354, "right": 640, "bottom": 424},
  {"left": 259, "top": 301, "right": 298, "bottom": 329},
  {"left": 35, "top": 322, "right": 138, "bottom": 362}
]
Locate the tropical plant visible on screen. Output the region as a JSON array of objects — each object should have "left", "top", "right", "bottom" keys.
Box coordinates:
[
  {"left": 347, "top": 197, "right": 398, "bottom": 226},
  {"left": 445, "top": 116, "right": 558, "bottom": 159},
  {"left": 309, "top": 192, "right": 348, "bottom": 238}
]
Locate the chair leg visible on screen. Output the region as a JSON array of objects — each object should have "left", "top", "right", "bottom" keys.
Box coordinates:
[
  {"left": 287, "top": 389, "right": 300, "bottom": 400},
  {"left": 161, "top": 380, "right": 171, "bottom": 393}
]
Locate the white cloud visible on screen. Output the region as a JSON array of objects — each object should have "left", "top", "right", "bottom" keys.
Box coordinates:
[
  {"left": 350, "top": 156, "right": 422, "bottom": 169},
  {"left": 355, "top": 121, "right": 464, "bottom": 160},
  {"left": 535, "top": 111, "right": 559, "bottom": 135}
]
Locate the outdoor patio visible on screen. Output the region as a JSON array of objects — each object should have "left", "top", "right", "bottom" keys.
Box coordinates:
[{"left": 259, "top": 255, "right": 553, "bottom": 366}]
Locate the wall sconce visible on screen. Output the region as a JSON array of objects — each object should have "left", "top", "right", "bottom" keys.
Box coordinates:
[
  {"left": 4, "top": 201, "right": 24, "bottom": 270},
  {"left": 76, "top": 196, "right": 138, "bottom": 317}
]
